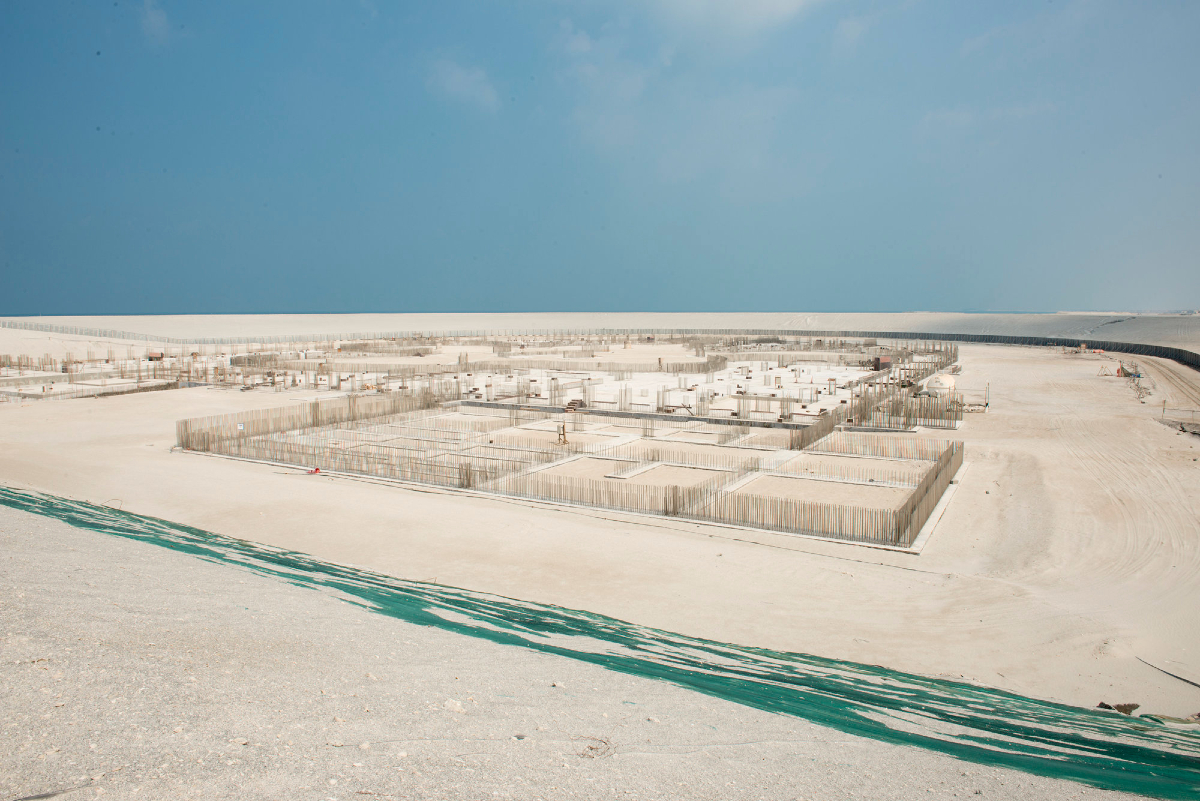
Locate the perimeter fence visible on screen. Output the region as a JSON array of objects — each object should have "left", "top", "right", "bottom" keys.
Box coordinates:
[
  {"left": 271, "top": 355, "right": 729, "bottom": 377},
  {"left": 175, "top": 391, "right": 451, "bottom": 451},
  {"left": 772, "top": 454, "right": 929, "bottom": 487},
  {"left": 809, "top": 431, "right": 951, "bottom": 460},
  {"left": 176, "top": 397, "right": 963, "bottom": 548},
  {"left": 1161, "top": 407, "right": 1200, "bottom": 424},
  {"left": 1, "top": 380, "right": 179, "bottom": 401}
]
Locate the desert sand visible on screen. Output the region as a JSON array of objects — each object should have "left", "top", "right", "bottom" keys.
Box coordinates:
[
  {"left": 1, "top": 341, "right": 1198, "bottom": 717},
  {"left": 4, "top": 310, "right": 1200, "bottom": 357},
  {"left": 2, "top": 315, "right": 1199, "bottom": 799},
  {"left": 2, "top": 507, "right": 1138, "bottom": 801}
]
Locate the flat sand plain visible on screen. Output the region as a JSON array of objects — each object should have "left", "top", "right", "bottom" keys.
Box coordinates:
[
  {"left": 537, "top": 457, "right": 633, "bottom": 480},
  {"left": 2, "top": 343, "right": 1199, "bottom": 720},
  {"left": 732, "top": 474, "right": 914, "bottom": 509},
  {"left": 780, "top": 451, "right": 934, "bottom": 481},
  {"left": 625, "top": 464, "right": 729, "bottom": 488},
  {"left": 621, "top": 439, "right": 764, "bottom": 463},
  {"left": 3, "top": 311, "right": 1200, "bottom": 357},
  {"left": 494, "top": 429, "right": 617, "bottom": 446}
]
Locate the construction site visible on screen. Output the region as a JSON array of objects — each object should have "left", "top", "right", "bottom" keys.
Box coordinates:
[
  {"left": 4, "top": 312, "right": 1200, "bottom": 801},
  {"left": 4, "top": 4, "right": 1199, "bottom": 793},
  {"left": 166, "top": 333, "right": 963, "bottom": 549}
]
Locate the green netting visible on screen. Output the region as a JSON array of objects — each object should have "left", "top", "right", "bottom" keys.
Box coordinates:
[{"left": 3, "top": 486, "right": 1197, "bottom": 799}]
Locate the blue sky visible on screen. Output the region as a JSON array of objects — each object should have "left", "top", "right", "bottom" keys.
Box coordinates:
[{"left": 1, "top": 0, "right": 1197, "bottom": 314}]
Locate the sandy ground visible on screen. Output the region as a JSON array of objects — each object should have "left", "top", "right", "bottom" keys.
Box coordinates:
[
  {"left": 1139, "top": 358, "right": 1200, "bottom": 410},
  {"left": 731, "top": 474, "right": 913, "bottom": 509},
  {"left": 1, "top": 508, "right": 1139, "bottom": 801},
  {"left": 536, "top": 457, "right": 634, "bottom": 481},
  {"left": 621, "top": 440, "right": 765, "bottom": 462},
  {"left": 534, "top": 459, "right": 727, "bottom": 488},
  {"left": 738, "top": 430, "right": 795, "bottom": 448},
  {"left": 1, "top": 345, "right": 1199, "bottom": 726},
  {"left": 779, "top": 452, "right": 933, "bottom": 482},
  {"left": 494, "top": 429, "right": 618, "bottom": 446},
  {"left": 658, "top": 431, "right": 726, "bottom": 444},
  {"left": 625, "top": 464, "right": 729, "bottom": 488},
  {"left": 3, "top": 311, "right": 1200, "bottom": 357}
]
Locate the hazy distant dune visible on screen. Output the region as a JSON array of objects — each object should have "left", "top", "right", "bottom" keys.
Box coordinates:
[{"left": 3, "top": 312, "right": 1198, "bottom": 352}]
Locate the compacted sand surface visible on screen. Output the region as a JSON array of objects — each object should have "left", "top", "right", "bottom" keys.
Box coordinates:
[
  {"left": 1, "top": 344, "right": 1198, "bottom": 720},
  {"left": 3, "top": 324, "right": 1200, "bottom": 801},
  {"left": 779, "top": 452, "right": 934, "bottom": 482},
  {"left": 624, "top": 464, "right": 729, "bottom": 488},
  {"left": 0, "top": 507, "right": 1140, "bottom": 801},
  {"left": 535, "top": 457, "right": 633, "bottom": 480},
  {"left": 3, "top": 311, "right": 1200, "bottom": 354},
  {"left": 731, "top": 474, "right": 913, "bottom": 509}
]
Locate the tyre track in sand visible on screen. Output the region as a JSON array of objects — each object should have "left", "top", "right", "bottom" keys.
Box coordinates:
[
  {"left": 1142, "top": 357, "right": 1200, "bottom": 409},
  {"left": 1038, "top": 376, "right": 1200, "bottom": 715},
  {"left": 1051, "top": 405, "right": 1200, "bottom": 599}
]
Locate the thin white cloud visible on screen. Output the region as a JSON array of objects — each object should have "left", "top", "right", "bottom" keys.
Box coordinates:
[
  {"left": 994, "top": 101, "right": 1056, "bottom": 120},
  {"left": 919, "top": 102, "right": 1056, "bottom": 135},
  {"left": 960, "top": 26, "right": 1002, "bottom": 57},
  {"left": 556, "top": 21, "right": 804, "bottom": 198},
  {"left": 961, "top": 0, "right": 1098, "bottom": 59},
  {"left": 557, "top": 24, "right": 652, "bottom": 151},
  {"left": 833, "top": 14, "right": 875, "bottom": 54},
  {"left": 559, "top": 20, "right": 593, "bottom": 55},
  {"left": 920, "top": 108, "right": 978, "bottom": 132},
  {"left": 655, "top": 85, "right": 802, "bottom": 186},
  {"left": 141, "top": 0, "right": 170, "bottom": 47},
  {"left": 655, "top": 0, "right": 826, "bottom": 36},
  {"left": 427, "top": 59, "right": 500, "bottom": 113}
]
